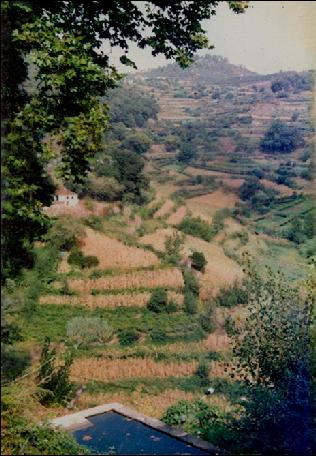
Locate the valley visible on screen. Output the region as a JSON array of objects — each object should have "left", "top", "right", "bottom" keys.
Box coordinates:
[{"left": 4, "top": 54, "right": 315, "bottom": 452}]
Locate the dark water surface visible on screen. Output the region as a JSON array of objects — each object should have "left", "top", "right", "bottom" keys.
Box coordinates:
[{"left": 72, "top": 411, "right": 210, "bottom": 455}]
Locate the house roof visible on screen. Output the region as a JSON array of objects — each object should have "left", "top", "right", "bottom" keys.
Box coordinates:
[{"left": 55, "top": 186, "right": 77, "bottom": 196}]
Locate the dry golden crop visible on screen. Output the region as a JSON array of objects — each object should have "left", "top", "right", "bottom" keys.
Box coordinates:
[
  {"left": 76, "top": 389, "right": 195, "bottom": 419},
  {"left": 204, "top": 332, "right": 232, "bottom": 353},
  {"left": 154, "top": 199, "right": 174, "bottom": 218},
  {"left": 167, "top": 206, "right": 187, "bottom": 225},
  {"left": 81, "top": 228, "right": 160, "bottom": 269},
  {"left": 39, "top": 291, "right": 183, "bottom": 308},
  {"left": 68, "top": 267, "right": 184, "bottom": 293},
  {"left": 139, "top": 228, "right": 178, "bottom": 252},
  {"left": 71, "top": 358, "right": 197, "bottom": 382},
  {"left": 186, "top": 190, "right": 239, "bottom": 218}
]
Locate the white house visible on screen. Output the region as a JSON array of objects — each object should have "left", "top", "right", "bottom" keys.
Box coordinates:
[{"left": 53, "top": 186, "right": 78, "bottom": 207}]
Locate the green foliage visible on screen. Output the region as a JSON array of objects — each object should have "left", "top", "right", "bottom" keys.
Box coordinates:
[
  {"left": 239, "top": 177, "right": 278, "bottom": 212},
  {"left": 162, "top": 400, "right": 229, "bottom": 444},
  {"left": 164, "top": 135, "right": 180, "bottom": 152},
  {"left": 184, "top": 291, "right": 198, "bottom": 315},
  {"left": 1, "top": 413, "right": 88, "bottom": 455},
  {"left": 37, "top": 337, "right": 74, "bottom": 406},
  {"left": 224, "top": 315, "right": 238, "bottom": 336},
  {"left": 150, "top": 328, "right": 168, "bottom": 344},
  {"left": 178, "top": 216, "right": 214, "bottom": 242},
  {"left": 66, "top": 317, "right": 114, "bottom": 347},
  {"left": 195, "top": 361, "right": 210, "bottom": 386},
  {"left": 216, "top": 282, "right": 247, "bottom": 308},
  {"left": 229, "top": 264, "right": 314, "bottom": 455},
  {"left": 106, "top": 85, "right": 158, "bottom": 128},
  {"left": 177, "top": 143, "right": 196, "bottom": 163},
  {"left": 239, "top": 177, "right": 263, "bottom": 201},
  {"left": 260, "top": 119, "right": 304, "bottom": 153},
  {"left": 183, "top": 269, "right": 200, "bottom": 296},
  {"left": 190, "top": 251, "right": 207, "bottom": 271},
  {"left": 1, "top": 347, "right": 31, "bottom": 383},
  {"left": 271, "top": 71, "right": 313, "bottom": 93},
  {"left": 199, "top": 302, "right": 216, "bottom": 334},
  {"left": 163, "top": 232, "right": 185, "bottom": 266},
  {"left": 118, "top": 329, "right": 140, "bottom": 347},
  {"left": 68, "top": 247, "right": 99, "bottom": 269},
  {"left": 285, "top": 209, "right": 315, "bottom": 244},
  {"left": 2, "top": 0, "right": 248, "bottom": 278},
  {"left": 147, "top": 288, "right": 169, "bottom": 313},
  {"left": 44, "top": 217, "right": 84, "bottom": 251}
]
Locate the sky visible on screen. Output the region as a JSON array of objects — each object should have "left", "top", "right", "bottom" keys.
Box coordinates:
[{"left": 107, "top": 1, "right": 316, "bottom": 75}]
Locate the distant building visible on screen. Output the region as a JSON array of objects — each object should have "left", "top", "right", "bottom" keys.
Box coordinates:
[{"left": 53, "top": 186, "right": 78, "bottom": 207}]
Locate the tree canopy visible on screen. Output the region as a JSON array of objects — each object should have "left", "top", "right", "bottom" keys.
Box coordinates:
[{"left": 260, "top": 119, "right": 304, "bottom": 154}]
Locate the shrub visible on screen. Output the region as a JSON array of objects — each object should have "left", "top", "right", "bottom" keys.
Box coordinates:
[
  {"left": 150, "top": 328, "right": 168, "bottom": 343},
  {"left": 84, "top": 215, "right": 104, "bottom": 231},
  {"left": 199, "top": 312, "right": 215, "bottom": 334},
  {"left": 82, "top": 255, "right": 99, "bottom": 268},
  {"left": 118, "top": 329, "right": 140, "bottom": 346},
  {"left": 260, "top": 119, "right": 304, "bottom": 153},
  {"left": 207, "top": 351, "right": 222, "bottom": 361},
  {"left": 190, "top": 251, "right": 207, "bottom": 272},
  {"left": 163, "top": 232, "right": 185, "bottom": 266},
  {"left": 68, "top": 247, "right": 99, "bottom": 269},
  {"left": 147, "top": 288, "right": 168, "bottom": 313},
  {"left": 1, "top": 412, "right": 88, "bottom": 455},
  {"left": 166, "top": 300, "right": 178, "bottom": 313},
  {"left": 184, "top": 291, "right": 198, "bottom": 315},
  {"left": 1, "top": 347, "right": 30, "bottom": 382},
  {"left": 68, "top": 247, "right": 84, "bottom": 266},
  {"left": 66, "top": 317, "right": 114, "bottom": 347},
  {"left": 44, "top": 217, "right": 84, "bottom": 251},
  {"left": 178, "top": 216, "right": 214, "bottom": 242},
  {"left": 195, "top": 361, "right": 210, "bottom": 387},
  {"left": 224, "top": 316, "right": 238, "bottom": 336},
  {"left": 216, "top": 282, "right": 247, "bottom": 308},
  {"left": 162, "top": 400, "right": 228, "bottom": 443},
  {"left": 183, "top": 270, "right": 200, "bottom": 296},
  {"left": 37, "top": 338, "right": 74, "bottom": 406}
]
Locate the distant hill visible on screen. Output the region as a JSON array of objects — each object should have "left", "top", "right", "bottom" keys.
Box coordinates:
[{"left": 144, "top": 54, "right": 258, "bottom": 85}]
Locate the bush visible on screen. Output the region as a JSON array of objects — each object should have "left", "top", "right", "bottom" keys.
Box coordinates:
[
  {"left": 260, "top": 119, "right": 304, "bottom": 153},
  {"left": 68, "top": 247, "right": 84, "bottom": 266},
  {"left": 195, "top": 361, "right": 210, "bottom": 387},
  {"left": 1, "top": 347, "right": 30, "bottom": 382},
  {"left": 118, "top": 329, "right": 140, "bottom": 346},
  {"left": 82, "top": 255, "right": 99, "bottom": 268},
  {"left": 166, "top": 300, "right": 178, "bottom": 313},
  {"left": 66, "top": 317, "right": 114, "bottom": 347},
  {"left": 1, "top": 412, "right": 88, "bottom": 455},
  {"left": 190, "top": 251, "right": 207, "bottom": 272},
  {"left": 37, "top": 338, "right": 74, "bottom": 406},
  {"left": 44, "top": 217, "right": 84, "bottom": 251},
  {"left": 147, "top": 288, "right": 168, "bottom": 313},
  {"left": 68, "top": 247, "right": 99, "bottom": 269},
  {"left": 150, "top": 328, "right": 168, "bottom": 343},
  {"left": 199, "top": 312, "right": 215, "bottom": 334},
  {"left": 163, "top": 232, "right": 185, "bottom": 266},
  {"left": 162, "top": 400, "right": 228, "bottom": 443},
  {"left": 183, "top": 270, "right": 200, "bottom": 296},
  {"left": 224, "top": 316, "right": 238, "bottom": 336},
  {"left": 184, "top": 291, "right": 198, "bottom": 315},
  {"left": 178, "top": 216, "right": 214, "bottom": 242},
  {"left": 216, "top": 282, "right": 247, "bottom": 308}
]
